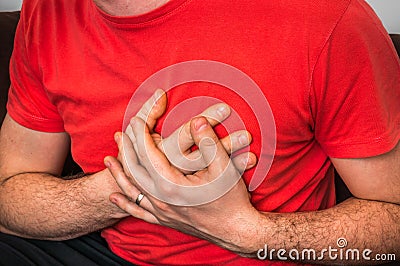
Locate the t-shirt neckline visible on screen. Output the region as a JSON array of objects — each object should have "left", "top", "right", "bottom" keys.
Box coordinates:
[{"left": 90, "top": 0, "right": 190, "bottom": 25}]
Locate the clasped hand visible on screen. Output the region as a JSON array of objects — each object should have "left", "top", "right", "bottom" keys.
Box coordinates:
[{"left": 104, "top": 90, "right": 261, "bottom": 254}]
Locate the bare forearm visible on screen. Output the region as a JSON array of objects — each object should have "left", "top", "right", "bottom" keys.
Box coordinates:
[
  {"left": 247, "top": 198, "right": 399, "bottom": 264},
  {"left": 0, "top": 170, "right": 127, "bottom": 240}
]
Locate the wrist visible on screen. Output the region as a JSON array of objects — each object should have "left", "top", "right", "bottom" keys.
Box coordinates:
[
  {"left": 84, "top": 169, "right": 128, "bottom": 219},
  {"left": 219, "top": 206, "right": 266, "bottom": 256}
]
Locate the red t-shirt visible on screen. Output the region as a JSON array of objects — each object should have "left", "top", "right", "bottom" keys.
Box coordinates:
[{"left": 7, "top": 0, "right": 400, "bottom": 265}]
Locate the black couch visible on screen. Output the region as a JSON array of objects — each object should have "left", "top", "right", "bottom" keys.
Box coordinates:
[{"left": 1, "top": 11, "right": 399, "bottom": 199}]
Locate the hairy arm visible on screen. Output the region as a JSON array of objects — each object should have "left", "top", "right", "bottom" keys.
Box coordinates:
[
  {"left": 250, "top": 143, "right": 400, "bottom": 264},
  {"left": 0, "top": 115, "right": 127, "bottom": 240},
  {"left": 0, "top": 90, "right": 234, "bottom": 241},
  {"left": 212, "top": 143, "right": 400, "bottom": 264},
  {"left": 254, "top": 199, "right": 398, "bottom": 264},
  {"left": 108, "top": 116, "right": 400, "bottom": 264},
  {"left": 205, "top": 143, "right": 400, "bottom": 263}
]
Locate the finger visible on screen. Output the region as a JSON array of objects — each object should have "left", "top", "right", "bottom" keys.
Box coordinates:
[
  {"left": 220, "top": 130, "right": 252, "bottom": 154},
  {"left": 181, "top": 149, "right": 256, "bottom": 175},
  {"left": 184, "top": 150, "right": 257, "bottom": 173},
  {"left": 110, "top": 192, "right": 159, "bottom": 224},
  {"left": 160, "top": 103, "right": 231, "bottom": 155},
  {"left": 190, "top": 117, "right": 236, "bottom": 181},
  {"left": 130, "top": 117, "right": 178, "bottom": 181},
  {"left": 104, "top": 155, "right": 154, "bottom": 212},
  {"left": 136, "top": 89, "right": 167, "bottom": 131},
  {"left": 177, "top": 129, "right": 252, "bottom": 159},
  {"left": 159, "top": 104, "right": 231, "bottom": 173},
  {"left": 170, "top": 130, "right": 252, "bottom": 174},
  {"left": 231, "top": 152, "right": 257, "bottom": 173},
  {"left": 114, "top": 132, "right": 138, "bottom": 167},
  {"left": 112, "top": 132, "right": 156, "bottom": 195},
  {"left": 151, "top": 132, "right": 162, "bottom": 146},
  {"left": 198, "top": 102, "right": 231, "bottom": 128},
  {"left": 125, "top": 125, "right": 136, "bottom": 147},
  {"left": 126, "top": 89, "right": 167, "bottom": 138}
]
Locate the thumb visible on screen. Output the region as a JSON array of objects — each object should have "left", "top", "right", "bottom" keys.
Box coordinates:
[{"left": 135, "top": 89, "right": 167, "bottom": 132}]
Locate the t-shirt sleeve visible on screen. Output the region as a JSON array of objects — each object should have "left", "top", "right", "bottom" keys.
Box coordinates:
[
  {"left": 6, "top": 4, "right": 64, "bottom": 133},
  {"left": 311, "top": 0, "right": 400, "bottom": 158}
]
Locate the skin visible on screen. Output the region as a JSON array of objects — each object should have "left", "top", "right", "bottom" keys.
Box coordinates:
[
  {"left": 105, "top": 99, "right": 400, "bottom": 265},
  {"left": 1, "top": 0, "right": 398, "bottom": 264},
  {"left": 0, "top": 0, "right": 166, "bottom": 241},
  {"left": 93, "top": 0, "right": 171, "bottom": 16},
  {"left": 0, "top": 115, "right": 126, "bottom": 240},
  {"left": 91, "top": 1, "right": 399, "bottom": 264},
  {"left": 0, "top": 89, "right": 252, "bottom": 240}
]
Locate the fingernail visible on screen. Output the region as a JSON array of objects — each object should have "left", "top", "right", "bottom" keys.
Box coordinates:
[
  {"left": 110, "top": 197, "right": 117, "bottom": 204},
  {"left": 242, "top": 156, "right": 251, "bottom": 166},
  {"left": 194, "top": 118, "right": 207, "bottom": 131},
  {"left": 105, "top": 160, "right": 111, "bottom": 168},
  {"left": 238, "top": 134, "right": 248, "bottom": 146},
  {"left": 216, "top": 105, "right": 229, "bottom": 118},
  {"left": 114, "top": 133, "right": 120, "bottom": 143},
  {"left": 154, "top": 89, "right": 163, "bottom": 100}
]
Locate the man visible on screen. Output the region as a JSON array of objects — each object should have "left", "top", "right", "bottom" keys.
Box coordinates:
[{"left": 0, "top": 0, "right": 399, "bottom": 265}]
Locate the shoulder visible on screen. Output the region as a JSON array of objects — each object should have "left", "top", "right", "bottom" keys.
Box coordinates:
[
  {"left": 277, "top": 0, "right": 385, "bottom": 42},
  {"left": 20, "top": 0, "right": 84, "bottom": 29},
  {"left": 19, "top": 0, "right": 89, "bottom": 46},
  {"left": 279, "top": 0, "right": 352, "bottom": 25}
]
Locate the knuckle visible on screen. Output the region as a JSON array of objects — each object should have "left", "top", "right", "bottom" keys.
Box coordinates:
[
  {"left": 154, "top": 176, "right": 182, "bottom": 201},
  {"left": 136, "top": 147, "right": 149, "bottom": 162},
  {"left": 125, "top": 203, "right": 140, "bottom": 216},
  {"left": 154, "top": 200, "right": 170, "bottom": 213},
  {"left": 181, "top": 156, "right": 203, "bottom": 172},
  {"left": 183, "top": 123, "right": 191, "bottom": 137},
  {"left": 156, "top": 182, "right": 175, "bottom": 198},
  {"left": 116, "top": 198, "right": 129, "bottom": 210},
  {"left": 221, "top": 138, "right": 233, "bottom": 153},
  {"left": 199, "top": 136, "right": 218, "bottom": 148},
  {"left": 139, "top": 104, "right": 151, "bottom": 117},
  {"left": 125, "top": 187, "right": 137, "bottom": 199}
]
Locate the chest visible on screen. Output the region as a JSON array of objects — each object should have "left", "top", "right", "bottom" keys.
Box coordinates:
[{"left": 33, "top": 4, "right": 319, "bottom": 171}]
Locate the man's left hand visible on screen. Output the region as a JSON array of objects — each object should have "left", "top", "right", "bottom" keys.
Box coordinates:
[{"left": 106, "top": 116, "right": 261, "bottom": 255}]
